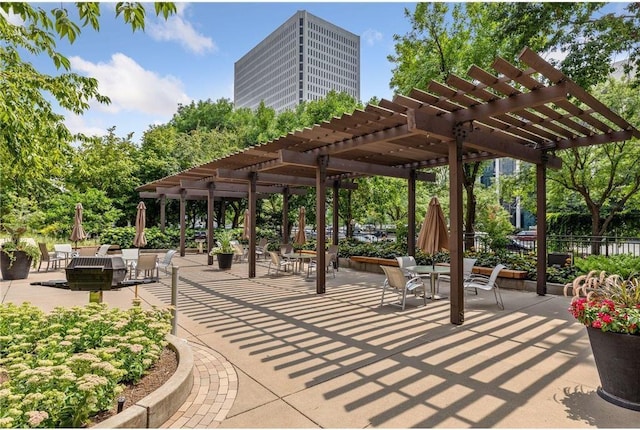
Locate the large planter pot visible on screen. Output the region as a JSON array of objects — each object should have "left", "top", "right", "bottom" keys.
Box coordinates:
[
  {"left": 587, "top": 326, "right": 640, "bottom": 411},
  {"left": 0, "top": 250, "right": 33, "bottom": 280},
  {"left": 216, "top": 253, "right": 234, "bottom": 270}
]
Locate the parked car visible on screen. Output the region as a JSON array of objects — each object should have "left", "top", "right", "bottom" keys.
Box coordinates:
[
  {"left": 506, "top": 238, "right": 528, "bottom": 251},
  {"left": 514, "top": 230, "right": 537, "bottom": 241}
]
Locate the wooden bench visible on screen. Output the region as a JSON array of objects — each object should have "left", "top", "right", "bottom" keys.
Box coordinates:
[
  {"left": 471, "top": 266, "right": 527, "bottom": 279},
  {"left": 347, "top": 256, "right": 398, "bottom": 274},
  {"left": 435, "top": 262, "right": 528, "bottom": 280}
]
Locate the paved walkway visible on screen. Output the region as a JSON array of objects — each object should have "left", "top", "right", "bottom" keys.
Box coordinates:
[
  {"left": 3, "top": 253, "right": 639, "bottom": 427},
  {"left": 162, "top": 342, "right": 237, "bottom": 428}
]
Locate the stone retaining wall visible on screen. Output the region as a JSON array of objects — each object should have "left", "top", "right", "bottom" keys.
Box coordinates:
[{"left": 94, "top": 334, "right": 194, "bottom": 428}]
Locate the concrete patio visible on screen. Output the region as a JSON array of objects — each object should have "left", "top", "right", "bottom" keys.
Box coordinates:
[{"left": 2, "top": 253, "right": 639, "bottom": 427}]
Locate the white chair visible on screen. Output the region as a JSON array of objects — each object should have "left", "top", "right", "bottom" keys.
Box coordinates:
[
  {"left": 327, "top": 244, "right": 339, "bottom": 271},
  {"left": 307, "top": 252, "right": 335, "bottom": 278},
  {"left": 267, "top": 251, "right": 292, "bottom": 276},
  {"left": 464, "top": 263, "right": 505, "bottom": 310},
  {"left": 232, "top": 242, "right": 248, "bottom": 263},
  {"left": 396, "top": 256, "right": 418, "bottom": 277},
  {"left": 120, "top": 248, "right": 139, "bottom": 278},
  {"left": 255, "top": 238, "right": 269, "bottom": 260},
  {"left": 157, "top": 250, "right": 177, "bottom": 275},
  {"left": 439, "top": 257, "right": 477, "bottom": 287},
  {"left": 134, "top": 254, "right": 158, "bottom": 279},
  {"left": 96, "top": 244, "right": 112, "bottom": 257},
  {"left": 54, "top": 244, "right": 77, "bottom": 267},
  {"left": 380, "top": 265, "right": 427, "bottom": 310}
]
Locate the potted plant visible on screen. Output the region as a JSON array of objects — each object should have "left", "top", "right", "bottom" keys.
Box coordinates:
[
  {"left": 1, "top": 226, "right": 40, "bottom": 280},
  {"left": 209, "top": 229, "right": 235, "bottom": 270},
  {"left": 565, "top": 270, "right": 640, "bottom": 411}
]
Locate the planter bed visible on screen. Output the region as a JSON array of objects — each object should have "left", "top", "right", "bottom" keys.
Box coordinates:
[{"left": 94, "top": 334, "right": 194, "bottom": 428}]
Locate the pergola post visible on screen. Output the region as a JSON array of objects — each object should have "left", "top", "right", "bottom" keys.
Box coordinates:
[
  {"left": 282, "top": 187, "right": 290, "bottom": 244},
  {"left": 316, "top": 155, "right": 328, "bottom": 294},
  {"left": 179, "top": 189, "right": 186, "bottom": 257},
  {"left": 408, "top": 169, "right": 416, "bottom": 256},
  {"left": 449, "top": 126, "right": 466, "bottom": 325},
  {"left": 248, "top": 173, "right": 257, "bottom": 278},
  {"left": 220, "top": 200, "right": 226, "bottom": 228},
  {"left": 332, "top": 180, "right": 340, "bottom": 245},
  {"left": 536, "top": 156, "right": 548, "bottom": 295},
  {"left": 159, "top": 194, "right": 166, "bottom": 233},
  {"left": 207, "top": 183, "right": 215, "bottom": 265}
]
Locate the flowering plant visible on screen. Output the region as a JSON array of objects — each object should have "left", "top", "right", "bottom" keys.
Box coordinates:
[
  {"left": 565, "top": 270, "right": 640, "bottom": 335},
  {"left": 0, "top": 302, "right": 172, "bottom": 428}
]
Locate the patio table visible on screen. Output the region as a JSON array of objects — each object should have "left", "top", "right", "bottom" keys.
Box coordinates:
[
  {"left": 405, "top": 265, "right": 450, "bottom": 300},
  {"left": 282, "top": 251, "right": 316, "bottom": 276}
]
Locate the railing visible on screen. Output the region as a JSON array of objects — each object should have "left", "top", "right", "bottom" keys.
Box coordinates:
[{"left": 464, "top": 234, "right": 640, "bottom": 258}]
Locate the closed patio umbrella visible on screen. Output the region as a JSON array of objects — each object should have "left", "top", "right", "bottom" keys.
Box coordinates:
[
  {"left": 133, "top": 202, "right": 147, "bottom": 248},
  {"left": 70, "top": 203, "right": 87, "bottom": 247},
  {"left": 417, "top": 197, "right": 449, "bottom": 255},
  {"left": 242, "top": 209, "right": 250, "bottom": 241},
  {"left": 294, "top": 206, "right": 306, "bottom": 245}
]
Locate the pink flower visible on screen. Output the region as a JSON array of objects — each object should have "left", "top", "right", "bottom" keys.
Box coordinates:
[
  {"left": 592, "top": 320, "right": 602, "bottom": 329},
  {"left": 599, "top": 313, "right": 613, "bottom": 324}
]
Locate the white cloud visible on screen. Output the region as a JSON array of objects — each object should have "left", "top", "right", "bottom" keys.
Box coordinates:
[
  {"left": 64, "top": 114, "right": 108, "bottom": 138},
  {"left": 543, "top": 49, "right": 568, "bottom": 64},
  {"left": 362, "top": 29, "right": 383, "bottom": 47},
  {"left": 0, "top": 7, "right": 24, "bottom": 26},
  {"left": 147, "top": 5, "right": 216, "bottom": 55},
  {"left": 70, "top": 53, "right": 191, "bottom": 116}
]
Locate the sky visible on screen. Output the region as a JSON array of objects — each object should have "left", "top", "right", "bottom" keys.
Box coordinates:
[
  {"left": 16, "top": 2, "right": 630, "bottom": 143},
  {"left": 21, "top": 2, "right": 419, "bottom": 142}
]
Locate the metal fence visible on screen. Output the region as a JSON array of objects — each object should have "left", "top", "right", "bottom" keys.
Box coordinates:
[{"left": 465, "top": 234, "right": 640, "bottom": 258}]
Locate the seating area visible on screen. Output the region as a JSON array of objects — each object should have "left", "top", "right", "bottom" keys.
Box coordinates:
[{"left": 37, "top": 243, "right": 63, "bottom": 272}]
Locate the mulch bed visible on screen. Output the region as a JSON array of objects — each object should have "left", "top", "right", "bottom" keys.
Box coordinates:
[{"left": 90, "top": 347, "right": 178, "bottom": 425}]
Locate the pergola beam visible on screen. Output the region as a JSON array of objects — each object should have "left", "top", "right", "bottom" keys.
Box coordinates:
[
  {"left": 216, "top": 168, "right": 358, "bottom": 189},
  {"left": 407, "top": 109, "right": 562, "bottom": 169},
  {"left": 279, "top": 150, "right": 436, "bottom": 181}
]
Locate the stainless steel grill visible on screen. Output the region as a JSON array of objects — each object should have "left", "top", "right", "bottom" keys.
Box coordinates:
[{"left": 65, "top": 256, "right": 127, "bottom": 291}]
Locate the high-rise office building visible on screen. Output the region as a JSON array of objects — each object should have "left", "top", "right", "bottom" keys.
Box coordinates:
[{"left": 234, "top": 10, "right": 360, "bottom": 113}]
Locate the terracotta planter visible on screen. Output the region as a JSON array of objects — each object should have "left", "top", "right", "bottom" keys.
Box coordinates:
[
  {"left": 216, "top": 253, "right": 234, "bottom": 270},
  {"left": 0, "top": 250, "right": 33, "bottom": 280},
  {"left": 587, "top": 326, "right": 640, "bottom": 411}
]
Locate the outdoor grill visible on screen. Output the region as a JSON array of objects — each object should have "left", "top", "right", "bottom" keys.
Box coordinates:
[{"left": 65, "top": 256, "right": 128, "bottom": 291}]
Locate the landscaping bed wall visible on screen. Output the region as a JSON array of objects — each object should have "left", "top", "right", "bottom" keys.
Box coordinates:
[{"left": 94, "top": 334, "right": 194, "bottom": 429}]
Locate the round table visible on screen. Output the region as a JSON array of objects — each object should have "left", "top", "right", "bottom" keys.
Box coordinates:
[{"left": 405, "top": 265, "right": 450, "bottom": 300}]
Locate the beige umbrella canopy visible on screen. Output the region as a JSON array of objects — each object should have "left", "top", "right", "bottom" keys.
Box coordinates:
[
  {"left": 417, "top": 197, "right": 449, "bottom": 255},
  {"left": 133, "top": 202, "right": 147, "bottom": 248},
  {"left": 242, "top": 209, "right": 250, "bottom": 241},
  {"left": 70, "top": 203, "right": 87, "bottom": 245},
  {"left": 294, "top": 206, "right": 306, "bottom": 245}
]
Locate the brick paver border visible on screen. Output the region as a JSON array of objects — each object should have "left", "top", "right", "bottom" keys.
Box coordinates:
[{"left": 162, "top": 342, "right": 238, "bottom": 428}]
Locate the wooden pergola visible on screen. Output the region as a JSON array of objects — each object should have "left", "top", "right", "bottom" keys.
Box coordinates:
[{"left": 138, "top": 47, "right": 639, "bottom": 325}]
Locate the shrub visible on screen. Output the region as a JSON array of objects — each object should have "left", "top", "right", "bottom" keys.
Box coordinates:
[
  {"left": 0, "top": 302, "right": 172, "bottom": 428},
  {"left": 574, "top": 254, "right": 640, "bottom": 279}
]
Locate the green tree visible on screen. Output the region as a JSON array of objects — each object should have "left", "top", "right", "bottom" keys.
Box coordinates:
[
  {"left": 170, "top": 98, "right": 235, "bottom": 133},
  {"left": 389, "top": 3, "right": 501, "bottom": 247},
  {"left": 69, "top": 127, "right": 140, "bottom": 224},
  {"left": 1, "top": 2, "right": 175, "bottom": 224},
  {"left": 39, "top": 189, "right": 122, "bottom": 238},
  {"left": 490, "top": 2, "right": 640, "bottom": 88},
  {"left": 547, "top": 82, "right": 640, "bottom": 253}
]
